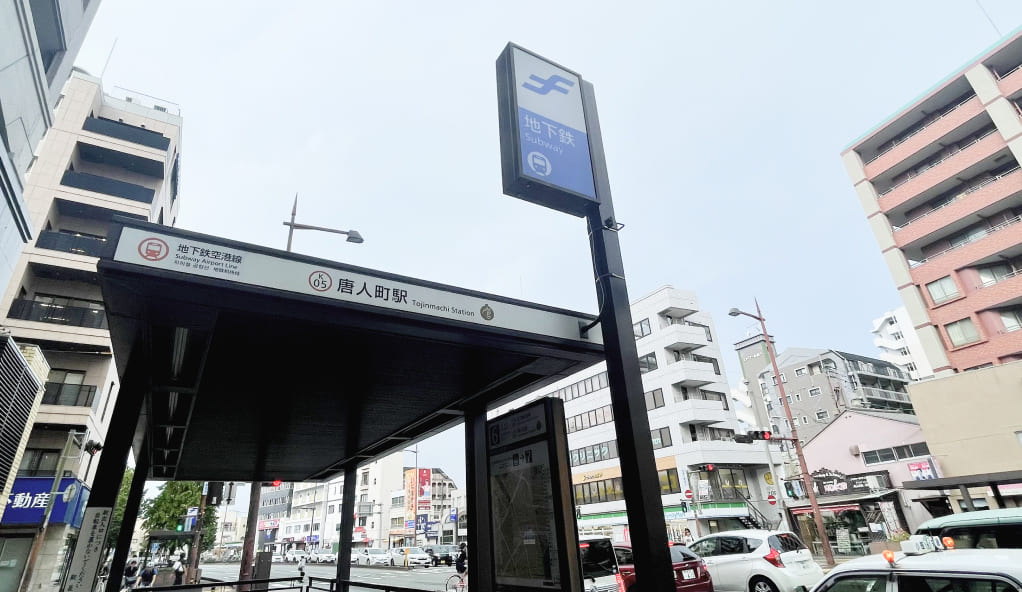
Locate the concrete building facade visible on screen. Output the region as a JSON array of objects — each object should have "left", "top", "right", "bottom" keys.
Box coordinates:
[
  {"left": 1, "top": 0, "right": 101, "bottom": 292},
  {"left": 842, "top": 28, "right": 1022, "bottom": 372},
  {"left": 871, "top": 307, "right": 935, "bottom": 380},
  {"left": 0, "top": 71, "right": 181, "bottom": 590}
]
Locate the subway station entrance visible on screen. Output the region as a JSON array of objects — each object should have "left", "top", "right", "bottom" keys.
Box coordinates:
[{"left": 67, "top": 218, "right": 605, "bottom": 592}]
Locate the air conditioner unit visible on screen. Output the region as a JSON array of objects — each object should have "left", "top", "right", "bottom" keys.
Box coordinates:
[{"left": 849, "top": 445, "right": 861, "bottom": 456}]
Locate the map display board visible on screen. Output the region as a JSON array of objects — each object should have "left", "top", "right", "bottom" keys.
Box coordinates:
[{"left": 487, "top": 398, "right": 580, "bottom": 592}]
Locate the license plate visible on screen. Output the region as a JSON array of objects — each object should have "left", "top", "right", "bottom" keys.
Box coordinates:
[{"left": 682, "top": 569, "right": 696, "bottom": 580}]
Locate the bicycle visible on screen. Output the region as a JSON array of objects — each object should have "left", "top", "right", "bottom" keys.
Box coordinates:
[{"left": 446, "top": 572, "right": 468, "bottom": 591}]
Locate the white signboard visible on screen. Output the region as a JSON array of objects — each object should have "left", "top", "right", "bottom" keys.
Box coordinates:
[
  {"left": 64, "top": 506, "right": 111, "bottom": 592},
  {"left": 488, "top": 404, "right": 547, "bottom": 450},
  {"left": 115, "top": 227, "right": 600, "bottom": 344}
]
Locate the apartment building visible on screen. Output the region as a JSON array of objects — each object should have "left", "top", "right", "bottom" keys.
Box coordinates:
[
  {"left": 871, "top": 307, "right": 935, "bottom": 380},
  {"left": 323, "top": 453, "right": 404, "bottom": 552},
  {"left": 279, "top": 482, "right": 327, "bottom": 554},
  {"left": 1, "top": 0, "right": 101, "bottom": 291},
  {"left": 386, "top": 466, "right": 459, "bottom": 549},
  {"left": 0, "top": 71, "right": 181, "bottom": 589},
  {"left": 733, "top": 337, "right": 914, "bottom": 444},
  {"left": 257, "top": 482, "right": 292, "bottom": 552},
  {"left": 0, "top": 337, "right": 48, "bottom": 523},
  {"left": 496, "top": 286, "right": 782, "bottom": 541},
  {"left": 842, "top": 28, "right": 1022, "bottom": 372}
]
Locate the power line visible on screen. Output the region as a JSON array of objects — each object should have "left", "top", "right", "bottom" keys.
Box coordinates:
[{"left": 976, "top": 0, "right": 1002, "bottom": 38}]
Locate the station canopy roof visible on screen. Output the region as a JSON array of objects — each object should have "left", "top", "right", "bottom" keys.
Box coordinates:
[{"left": 98, "top": 220, "right": 604, "bottom": 483}]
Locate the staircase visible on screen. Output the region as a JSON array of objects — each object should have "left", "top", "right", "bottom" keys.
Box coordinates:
[{"left": 738, "top": 495, "right": 776, "bottom": 530}]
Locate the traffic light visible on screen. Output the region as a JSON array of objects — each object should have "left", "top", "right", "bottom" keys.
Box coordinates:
[
  {"left": 735, "top": 430, "right": 772, "bottom": 444},
  {"left": 175, "top": 518, "right": 185, "bottom": 532},
  {"left": 84, "top": 440, "right": 103, "bottom": 456},
  {"left": 695, "top": 463, "right": 716, "bottom": 472},
  {"left": 750, "top": 430, "right": 772, "bottom": 441}
]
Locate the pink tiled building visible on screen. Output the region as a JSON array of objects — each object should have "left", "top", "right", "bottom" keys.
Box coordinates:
[{"left": 842, "top": 31, "right": 1022, "bottom": 374}]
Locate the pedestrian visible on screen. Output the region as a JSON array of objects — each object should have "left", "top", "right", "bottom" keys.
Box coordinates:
[
  {"left": 298, "top": 554, "right": 306, "bottom": 579},
  {"left": 122, "top": 559, "right": 139, "bottom": 590},
  {"left": 681, "top": 528, "right": 695, "bottom": 545},
  {"left": 455, "top": 542, "right": 467, "bottom": 576},
  {"left": 172, "top": 553, "right": 186, "bottom": 585},
  {"left": 138, "top": 563, "right": 158, "bottom": 588}
]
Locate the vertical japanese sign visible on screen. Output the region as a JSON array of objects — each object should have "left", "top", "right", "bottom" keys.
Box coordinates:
[
  {"left": 497, "top": 43, "right": 598, "bottom": 217},
  {"left": 405, "top": 470, "right": 417, "bottom": 531},
  {"left": 64, "top": 507, "right": 111, "bottom": 592},
  {"left": 417, "top": 469, "right": 432, "bottom": 513}
]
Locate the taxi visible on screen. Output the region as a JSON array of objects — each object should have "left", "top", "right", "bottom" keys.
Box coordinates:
[{"left": 809, "top": 535, "right": 1022, "bottom": 592}]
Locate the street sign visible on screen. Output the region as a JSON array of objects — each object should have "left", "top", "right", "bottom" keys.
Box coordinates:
[
  {"left": 186, "top": 506, "right": 199, "bottom": 517},
  {"left": 497, "top": 43, "right": 598, "bottom": 217},
  {"left": 767, "top": 494, "right": 777, "bottom": 506},
  {"left": 684, "top": 490, "right": 692, "bottom": 500}
]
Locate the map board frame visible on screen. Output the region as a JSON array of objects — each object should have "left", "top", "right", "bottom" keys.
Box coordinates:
[{"left": 486, "top": 398, "right": 581, "bottom": 592}]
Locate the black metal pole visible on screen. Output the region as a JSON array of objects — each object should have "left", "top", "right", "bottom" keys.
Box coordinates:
[
  {"left": 465, "top": 403, "right": 494, "bottom": 592},
  {"left": 335, "top": 464, "right": 358, "bottom": 591},
  {"left": 581, "top": 79, "right": 674, "bottom": 592},
  {"left": 112, "top": 441, "right": 150, "bottom": 574}
]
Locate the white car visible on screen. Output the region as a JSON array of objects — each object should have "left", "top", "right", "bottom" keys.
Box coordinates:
[
  {"left": 356, "top": 548, "right": 391, "bottom": 566},
  {"left": 309, "top": 549, "right": 336, "bottom": 563},
  {"left": 271, "top": 553, "right": 283, "bottom": 562},
  {"left": 389, "top": 546, "right": 431, "bottom": 566},
  {"left": 284, "top": 549, "right": 309, "bottom": 563},
  {"left": 810, "top": 539, "right": 1022, "bottom": 592},
  {"left": 688, "top": 530, "right": 824, "bottom": 592}
]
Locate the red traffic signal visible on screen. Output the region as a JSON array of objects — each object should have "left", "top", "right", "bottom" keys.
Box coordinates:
[
  {"left": 749, "top": 430, "right": 772, "bottom": 441},
  {"left": 272, "top": 479, "right": 282, "bottom": 487},
  {"left": 696, "top": 463, "right": 716, "bottom": 472}
]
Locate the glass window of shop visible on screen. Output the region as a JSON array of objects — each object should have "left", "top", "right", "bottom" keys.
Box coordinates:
[{"left": 686, "top": 468, "right": 748, "bottom": 500}]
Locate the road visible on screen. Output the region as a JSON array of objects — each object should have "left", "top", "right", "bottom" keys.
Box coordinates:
[{"left": 198, "top": 561, "right": 462, "bottom": 590}]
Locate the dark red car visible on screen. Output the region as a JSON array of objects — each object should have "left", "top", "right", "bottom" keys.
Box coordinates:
[{"left": 614, "top": 543, "right": 713, "bottom": 592}]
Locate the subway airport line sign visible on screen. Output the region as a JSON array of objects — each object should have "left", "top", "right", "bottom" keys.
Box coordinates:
[{"left": 497, "top": 43, "right": 599, "bottom": 217}]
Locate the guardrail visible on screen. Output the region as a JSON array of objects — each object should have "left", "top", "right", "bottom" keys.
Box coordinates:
[
  {"left": 910, "top": 214, "right": 1022, "bottom": 268},
  {"left": 135, "top": 576, "right": 305, "bottom": 591},
  {"left": 893, "top": 166, "right": 1021, "bottom": 230},
  {"left": 865, "top": 94, "right": 977, "bottom": 165},
  {"left": 879, "top": 128, "right": 998, "bottom": 196}
]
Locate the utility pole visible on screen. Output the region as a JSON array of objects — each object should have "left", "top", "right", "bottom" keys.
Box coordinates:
[
  {"left": 729, "top": 301, "right": 835, "bottom": 566},
  {"left": 239, "top": 484, "right": 261, "bottom": 584},
  {"left": 187, "top": 484, "right": 208, "bottom": 583}
]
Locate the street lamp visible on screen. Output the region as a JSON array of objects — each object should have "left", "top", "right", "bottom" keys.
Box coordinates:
[
  {"left": 728, "top": 301, "right": 835, "bottom": 567},
  {"left": 283, "top": 195, "right": 364, "bottom": 252},
  {"left": 404, "top": 445, "right": 420, "bottom": 548}
]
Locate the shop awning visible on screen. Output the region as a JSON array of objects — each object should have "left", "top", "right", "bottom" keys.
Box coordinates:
[
  {"left": 786, "top": 488, "right": 898, "bottom": 512},
  {"left": 900, "top": 470, "right": 1022, "bottom": 490}
]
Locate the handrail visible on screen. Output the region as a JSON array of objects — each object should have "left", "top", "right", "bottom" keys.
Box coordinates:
[
  {"left": 979, "top": 267, "right": 1022, "bottom": 288},
  {"left": 879, "top": 128, "right": 998, "bottom": 196},
  {"left": 893, "top": 166, "right": 1022, "bottom": 230},
  {"left": 866, "top": 94, "right": 977, "bottom": 164},
  {"left": 996, "top": 62, "right": 1022, "bottom": 80},
  {"left": 742, "top": 495, "right": 777, "bottom": 530},
  {"left": 136, "top": 576, "right": 305, "bottom": 591},
  {"left": 338, "top": 580, "right": 434, "bottom": 592},
  {"left": 309, "top": 576, "right": 339, "bottom": 591},
  {"left": 910, "top": 215, "right": 1022, "bottom": 268}
]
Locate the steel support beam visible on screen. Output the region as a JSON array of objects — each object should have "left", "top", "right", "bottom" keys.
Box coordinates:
[{"left": 465, "top": 403, "right": 494, "bottom": 592}]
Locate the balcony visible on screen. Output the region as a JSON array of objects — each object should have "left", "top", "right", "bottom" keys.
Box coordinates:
[
  {"left": 997, "top": 63, "right": 1022, "bottom": 97},
  {"left": 60, "top": 170, "right": 155, "bottom": 204},
  {"left": 7, "top": 299, "right": 108, "bottom": 329},
  {"left": 662, "top": 323, "right": 709, "bottom": 352},
  {"left": 674, "top": 398, "right": 731, "bottom": 426},
  {"left": 858, "top": 386, "right": 912, "bottom": 405},
  {"left": 864, "top": 95, "right": 984, "bottom": 180},
  {"left": 930, "top": 271, "right": 1022, "bottom": 328},
  {"left": 879, "top": 130, "right": 1004, "bottom": 212},
  {"left": 35, "top": 230, "right": 108, "bottom": 258},
  {"left": 82, "top": 117, "right": 171, "bottom": 150},
  {"left": 894, "top": 168, "right": 1022, "bottom": 248},
  {"left": 674, "top": 440, "right": 779, "bottom": 468},
  {"left": 42, "top": 382, "right": 98, "bottom": 407},
  {"left": 910, "top": 215, "right": 1022, "bottom": 280},
  {"left": 658, "top": 359, "right": 718, "bottom": 389}
]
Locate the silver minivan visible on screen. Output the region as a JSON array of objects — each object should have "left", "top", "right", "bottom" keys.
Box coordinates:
[{"left": 580, "top": 537, "right": 623, "bottom": 592}]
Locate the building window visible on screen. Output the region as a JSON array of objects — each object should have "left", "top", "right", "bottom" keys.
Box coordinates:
[
  {"left": 645, "top": 388, "right": 665, "bottom": 410},
  {"left": 651, "top": 427, "right": 672, "bottom": 449},
  {"left": 19, "top": 449, "right": 61, "bottom": 477},
  {"left": 905, "top": 363, "right": 917, "bottom": 372},
  {"left": 573, "top": 477, "right": 625, "bottom": 505},
  {"left": 794, "top": 393, "right": 802, "bottom": 402},
  {"left": 780, "top": 373, "right": 786, "bottom": 382},
  {"left": 360, "top": 472, "right": 369, "bottom": 486},
  {"left": 801, "top": 416, "right": 809, "bottom": 425},
  {"left": 1001, "top": 309, "right": 1022, "bottom": 333},
  {"left": 638, "top": 352, "right": 658, "bottom": 374},
  {"left": 771, "top": 376, "right": 778, "bottom": 386},
  {"left": 794, "top": 367, "right": 807, "bottom": 376},
  {"left": 926, "top": 276, "right": 960, "bottom": 304},
  {"left": 816, "top": 410, "right": 829, "bottom": 420},
  {"left": 658, "top": 468, "right": 682, "bottom": 494},
  {"left": 945, "top": 318, "right": 981, "bottom": 347},
  {"left": 862, "top": 442, "right": 929, "bottom": 465},
  {"left": 546, "top": 371, "right": 609, "bottom": 403},
  {"left": 891, "top": 331, "right": 903, "bottom": 340},
  {"left": 570, "top": 441, "right": 619, "bottom": 467},
  {"left": 633, "top": 318, "right": 651, "bottom": 339},
  {"left": 808, "top": 387, "right": 821, "bottom": 397},
  {"left": 692, "top": 354, "right": 720, "bottom": 375},
  {"left": 566, "top": 405, "right": 614, "bottom": 433}
]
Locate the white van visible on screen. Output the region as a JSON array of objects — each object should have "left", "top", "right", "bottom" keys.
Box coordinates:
[{"left": 579, "top": 537, "right": 623, "bottom": 592}]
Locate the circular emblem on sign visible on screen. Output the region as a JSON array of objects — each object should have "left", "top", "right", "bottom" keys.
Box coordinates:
[
  {"left": 62, "top": 482, "right": 78, "bottom": 503},
  {"left": 480, "top": 304, "right": 495, "bottom": 321},
  {"left": 526, "top": 152, "right": 552, "bottom": 177},
  {"left": 308, "top": 270, "right": 333, "bottom": 292},
  {"left": 767, "top": 494, "right": 777, "bottom": 506},
  {"left": 138, "top": 237, "right": 170, "bottom": 261},
  {"left": 684, "top": 489, "right": 693, "bottom": 500}
]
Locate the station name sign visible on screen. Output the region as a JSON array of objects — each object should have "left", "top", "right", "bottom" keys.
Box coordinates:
[{"left": 114, "top": 226, "right": 600, "bottom": 344}]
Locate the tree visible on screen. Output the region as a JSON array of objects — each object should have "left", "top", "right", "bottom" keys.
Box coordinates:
[
  {"left": 141, "top": 482, "right": 219, "bottom": 552},
  {"left": 106, "top": 469, "right": 135, "bottom": 553}
]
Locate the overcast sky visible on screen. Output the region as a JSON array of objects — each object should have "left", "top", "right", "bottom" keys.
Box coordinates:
[{"left": 89, "top": 1, "right": 1022, "bottom": 491}]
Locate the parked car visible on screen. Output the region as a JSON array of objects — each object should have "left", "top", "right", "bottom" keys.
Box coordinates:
[
  {"left": 356, "top": 548, "right": 391, "bottom": 566},
  {"left": 614, "top": 543, "right": 712, "bottom": 592},
  {"left": 309, "top": 549, "right": 336, "bottom": 563},
  {"left": 284, "top": 549, "right": 309, "bottom": 563},
  {"left": 580, "top": 536, "right": 624, "bottom": 592},
  {"left": 914, "top": 508, "right": 1022, "bottom": 549},
  {"left": 389, "top": 546, "right": 431, "bottom": 566},
  {"left": 687, "top": 530, "right": 823, "bottom": 592},
  {"left": 271, "top": 553, "right": 283, "bottom": 562},
  {"left": 425, "top": 545, "right": 458, "bottom": 566},
  {"left": 810, "top": 537, "right": 1022, "bottom": 592}
]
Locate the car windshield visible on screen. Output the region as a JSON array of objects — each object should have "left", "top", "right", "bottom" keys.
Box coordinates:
[
  {"left": 580, "top": 539, "right": 617, "bottom": 579},
  {"left": 368, "top": 549, "right": 384, "bottom": 555},
  {"left": 769, "top": 533, "right": 807, "bottom": 553},
  {"left": 670, "top": 546, "right": 698, "bottom": 562}
]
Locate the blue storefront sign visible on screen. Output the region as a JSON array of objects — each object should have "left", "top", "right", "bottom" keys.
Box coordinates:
[
  {"left": 497, "top": 43, "right": 601, "bottom": 217},
  {"left": 426, "top": 521, "right": 439, "bottom": 536},
  {"left": 449, "top": 508, "right": 457, "bottom": 522},
  {"left": 416, "top": 514, "right": 428, "bottom": 533},
  {"left": 2, "top": 477, "right": 90, "bottom": 528}
]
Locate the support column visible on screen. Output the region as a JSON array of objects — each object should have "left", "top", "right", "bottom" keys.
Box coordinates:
[
  {"left": 109, "top": 441, "right": 150, "bottom": 584},
  {"left": 959, "top": 485, "right": 977, "bottom": 511},
  {"left": 465, "top": 404, "right": 493, "bottom": 592},
  {"left": 239, "top": 483, "right": 261, "bottom": 584},
  {"left": 990, "top": 483, "right": 1005, "bottom": 509},
  {"left": 335, "top": 464, "right": 358, "bottom": 591}
]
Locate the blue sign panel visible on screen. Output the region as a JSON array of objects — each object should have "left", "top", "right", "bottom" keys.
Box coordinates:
[
  {"left": 497, "top": 43, "right": 602, "bottom": 217},
  {"left": 449, "top": 508, "right": 458, "bottom": 522},
  {"left": 404, "top": 519, "right": 415, "bottom": 529},
  {"left": 416, "top": 514, "right": 428, "bottom": 533},
  {"left": 2, "top": 477, "right": 90, "bottom": 528}
]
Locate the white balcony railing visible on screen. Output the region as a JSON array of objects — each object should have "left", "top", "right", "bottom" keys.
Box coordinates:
[
  {"left": 893, "top": 167, "right": 1021, "bottom": 231},
  {"left": 910, "top": 215, "right": 1022, "bottom": 268}
]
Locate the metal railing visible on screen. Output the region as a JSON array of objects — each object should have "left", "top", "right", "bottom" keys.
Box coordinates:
[
  {"left": 338, "top": 580, "right": 437, "bottom": 592},
  {"left": 35, "top": 229, "right": 108, "bottom": 257},
  {"left": 979, "top": 267, "right": 1022, "bottom": 288},
  {"left": 135, "top": 576, "right": 306, "bottom": 591},
  {"left": 910, "top": 215, "right": 1022, "bottom": 268},
  {"left": 42, "top": 382, "right": 97, "bottom": 407},
  {"left": 60, "top": 170, "right": 156, "bottom": 203},
  {"left": 866, "top": 94, "right": 977, "bottom": 164},
  {"left": 860, "top": 386, "right": 911, "bottom": 403},
  {"left": 893, "top": 166, "right": 1021, "bottom": 230},
  {"left": 996, "top": 62, "right": 1022, "bottom": 80},
  {"left": 879, "top": 128, "right": 998, "bottom": 196},
  {"left": 7, "top": 298, "right": 109, "bottom": 329}
]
